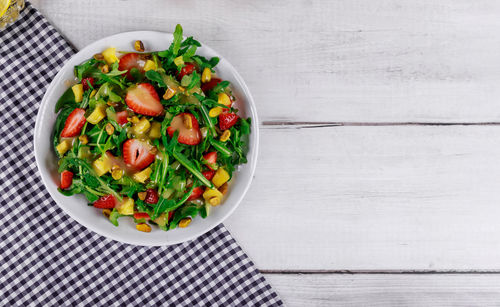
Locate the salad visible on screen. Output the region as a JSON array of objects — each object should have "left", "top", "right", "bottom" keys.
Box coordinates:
[{"left": 53, "top": 25, "right": 251, "bottom": 232}]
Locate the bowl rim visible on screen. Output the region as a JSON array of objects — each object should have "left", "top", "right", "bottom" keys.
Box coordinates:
[{"left": 33, "top": 30, "right": 259, "bottom": 246}]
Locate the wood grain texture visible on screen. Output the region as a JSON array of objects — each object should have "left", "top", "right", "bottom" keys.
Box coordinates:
[
  {"left": 264, "top": 273, "right": 500, "bottom": 306},
  {"left": 30, "top": 0, "right": 500, "bottom": 122},
  {"left": 225, "top": 125, "right": 500, "bottom": 270}
]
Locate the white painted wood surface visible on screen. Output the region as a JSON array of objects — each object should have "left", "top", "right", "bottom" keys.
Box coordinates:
[{"left": 28, "top": 0, "right": 500, "bottom": 305}]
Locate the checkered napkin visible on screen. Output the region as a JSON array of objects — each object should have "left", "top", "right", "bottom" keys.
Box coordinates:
[{"left": 0, "top": 3, "right": 282, "bottom": 306}]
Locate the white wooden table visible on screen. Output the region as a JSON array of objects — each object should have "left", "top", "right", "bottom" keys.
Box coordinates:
[{"left": 30, "top": 0, "right": 500, "bottom": 305}]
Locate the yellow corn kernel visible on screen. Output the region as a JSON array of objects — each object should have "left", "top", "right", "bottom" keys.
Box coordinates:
[
  {"left": 90, "top": 89, "right": 97, "bottom": 98},
  {"left": 102, "top": 47, "right": 118, "bottom": 65},
  {"left": 56, "top": 139, "right": 72, "bottom": 156},
  {"left": 163, "top": 87, "right": 176, "bottom": 100},
  {"left": 133, "top": 118, "right": 151, "bottom": 135},
  {"left": 105, "top": 123, "right": 115, "bottom": 135},
  {"left": 111, "top": 169, "right": 123, "bottom": 180},
  {"left": 133, "top": 167, "right": 152, "bottom": 183},
  {"left": 138, "top": 191, "right": 147, "bottom": 201},
  {"left": 136, "top": 223, "right": 152, "bottom": 232},
  {"left": 212, "top": 168, "right": 230, "bottom": 188},
  {"left": 183, "top": 114, "right": 192, "bottom": 129},
  {"left": 201, "top": 67, "right": 212, "bottom": 83},
  {"left": 134, "top": 40, "right": 145, "bottom": 52},
  {"left": 102, "top": 209, "right": 111, "bottom": 218},
  {"left": 203, "top": 188, "right": 223, "bottom": 201},
  {"left": 149, "top": 122, "right": 162, "bottom": 139},
  {"left": 178, "top": 218, "right": 191, "bottom": 228},
  {"left": 173, "top": 56, "right": 184, "bottom": 67},
  {"left": 218, "top": 93, "right": 231, "bottom": 106},
  {"left": 92, "top": 155, "right": 111, "bottom": 177},
  {"left": 208, "top": 196, "right": 221, "bottom": 206},
  {"left": 209, "top": 107, "right": 223, "bottom": 118},
  {"left": 86, "top": 106, "right": 106, "bottom": 125},
  {"left": 143, "top": 59, "right": 156, "bottom": 71},
  {"left": 72, "top": 84, "right": 83, "bottom": 103},
  {"left": 220, "top": 130, "right": 231, "bottom": 142},
  {"left": 116, "top": 197, "right": 134, "bottom": 215},
  {"left": 78, "top": 135, "right": 88, "bottom": 145}
]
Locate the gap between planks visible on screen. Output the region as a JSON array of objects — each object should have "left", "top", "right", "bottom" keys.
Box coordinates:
[
  {"left": 262, "top": 121, "right": 500, "bottom": 129},
  {"left": 260, "top": 270, "right": 500, "bottom": 275}
]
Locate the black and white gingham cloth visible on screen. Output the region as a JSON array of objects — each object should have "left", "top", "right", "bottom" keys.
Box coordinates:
[{"left": 0, "top": 3, "right": 282, "bottom": 306}]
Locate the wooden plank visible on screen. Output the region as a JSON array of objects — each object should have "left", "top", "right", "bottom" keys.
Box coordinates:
[
  {"left": 264, "top": 273, "right": 500, "bottom": 306},
  {"left": 224, "top": 125, "right": 500, "bottom": 270},
  {"left": 31, "top": 0, "right": 500, "bottom": 122}
]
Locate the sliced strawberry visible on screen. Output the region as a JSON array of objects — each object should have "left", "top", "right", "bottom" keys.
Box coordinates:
[
  {"left": 145, "top": 188, "right": 159, "bottom": 204},
  {"left": 167, "top": 113, "right": 201, "bottom": 145},
  {"left": 93, "top": 194, "right": 117, "bottom": 209},
  {"left": 168, "top": 211, "right": 174, "bottom": 221},
  {"left": 177, "top": 62, "right": 196, "bottom": 81},
  {"left": 116, "top": 110, "right": 129, "bottom": 125},
  {"left": 134, "top": 212, "right": 150, "bottom": 220},
  {"left": 203, "top": 152, "right": 218, "bottom": 171},
  {"left": 82, "top": 77, "right": 95, "bottom": 91},
  {"left": 187, "top": 186, "right": 204, "bottom": 201},
  {"left": 219, "top": 113, "right": 239, "bottom": 131},
  {"left": 122, "top": 139, "right": 156, "bottom": 170},
  {"left": 202, "top": 170, "right": 215, "bottom": 181},
  {"left": 201, "top": 78, "right": 222, "bottom": 93},
  {"left": 118, "top": 53, "right": 145, "bottom": 79},
  {"left": 125, "top": 83, "right": 163, "bottom": 116},
  {"left": 60, "top": 108, "right": 86, "bottom": 137},
  {"left": 60, "top": 170, "right": 73, "bottom": 189}
]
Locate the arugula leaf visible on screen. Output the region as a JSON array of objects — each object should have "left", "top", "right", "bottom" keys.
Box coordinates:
[
  {"left": 54, "top": 87, "right": 76, "bottom": 112},
  {"left": 74, "top": 59, "right": 101, "bottom": 81},
  {"left": 169, "top": 204, "right": 199, "bottom": 230},
  {"left": 106, "top": 62, "right": 128, "bottom": 77},
  {"left": 172, "top": 150, "right": 214, "bottom": 188},
  {"left": 171, "top": 24, "right": 183, "bottom": 56},
  {"left": 53, "top": 107, "right": 75, "bottom": 155},
  {"left": 145, "top": 70, "right": 167, "bottom": 88},
  {"left": 209, "top": 138, "right": 232, "bottom": 157}
]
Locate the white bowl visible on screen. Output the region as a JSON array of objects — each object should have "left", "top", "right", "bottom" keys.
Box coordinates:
[{"left": 34, "top": 31, "right": 259, "bottom": 246}]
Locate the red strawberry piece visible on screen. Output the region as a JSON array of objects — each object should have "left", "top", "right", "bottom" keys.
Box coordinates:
[
  {"left": 203, "top": 152, "right": 218, "bottom": 171},
  {"left": 218, "top": 113, "right": 239, "bottom": 131},
  {"left": 177, "top": 62, "right": 196, "bottom": 81},
  {"left": 201, "top": 78, "right": 222, "bottom": 93},
  {"left": 122, "top": 139, "right": 156, "bottom": 170},
  {"left": 187, "top": 186, "right": 204, "bottom": 201},
  {"left": 167, "top": 113, "right": 201, "bottom": 145},
  {"left": 60, "top": 108, "right": 86, "bottom": 137},
  {"left": 116, "top": 110, "right": 129, "bottom": 125},
  {"left": 145, "top": 188, "right": 159, "bottom": 204},
  {"left": 134, "top": 212, "right": 150, "bottom": 220},
  {"left": 202, "top": 170, "right": 215, "bottom": 181},
  {"left": 168, "top": 211, "right": 174, "bottom": 221},
  {"left": 118, "top": 53, "right": 145, "bottom": 79},
  {"left": 125, "top": 83, "right": 163, "bottom": 116},
  {"left": 93, "top": 194, "right": 117, "bottom": 209},
  {"left": 82, "top": 77, "right": 95, "bottom": 91},
  {"left": 60, "top": 170, "right": 73, "bottom": 189}
]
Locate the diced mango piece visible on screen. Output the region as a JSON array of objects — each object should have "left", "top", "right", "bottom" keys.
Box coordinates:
[
  {"left": 212, "top": 168, "right": 230, "bottom": 188},
  {"left": 154, "top": 213, "right": 168, "bottom": 227},
  {"left": 144, "top": 60, "right": 156, "bottom": 71},
  {"left": 132, "top": 118, "right": 151, "bottom": 135},
  {"left": 116, "top": 197, "right": 134, "bottom": 215},
  {"left": 133, "top": 167, "right": 152, "bottom": 183},
  {"left": 149, "top": 121, "right": 162, "bottom": 139},
  {"left": 72, "top": 84, "right": 83, "bottom": 103},
  {"left": 86, "top": 106, "right": 106, "bottom": 125},
  {"left": 203, "top": 188, "right": 223, "bottom": 201},
  {"left": 136, "top": 223, "right": 151, "bottom": 232},
  {"left": 218, "top": 93, "right": 231, "bottom": 106},
  {"left": 209, "top": 107, "right": 223, "bottom": 117},
  {"left": 56, "top": 139, "right": 72, "bottom": 156},
  {"left": 93, "top": 155, "right": 111, "bottom": 177},
  {"left": 102, "top": 47, "right": 118, "bottom": 65}
]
